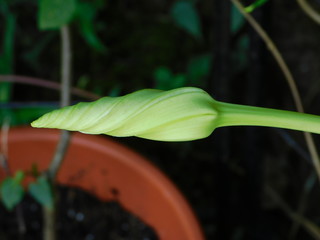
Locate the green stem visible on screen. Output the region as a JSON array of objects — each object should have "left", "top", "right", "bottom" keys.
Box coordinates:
[{"left": 216, "top": 101, "right": 320, "bottom": 134}]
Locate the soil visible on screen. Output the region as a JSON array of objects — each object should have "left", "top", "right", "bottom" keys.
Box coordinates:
[{"left": 0, "top": 186, "right": 159, "bottom": 240}]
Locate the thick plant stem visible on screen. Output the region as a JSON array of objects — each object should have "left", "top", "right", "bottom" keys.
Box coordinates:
[
  {"left": 43, "top": 25, "right": 72, "bottom": 240},
  {"left": 216, "top": 101, "right": 320, "bottom": 134}
]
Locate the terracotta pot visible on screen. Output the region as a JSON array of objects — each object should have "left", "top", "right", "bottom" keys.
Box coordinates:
[{"left": 0, "top": 127, "right": 204, "bottom": 240}]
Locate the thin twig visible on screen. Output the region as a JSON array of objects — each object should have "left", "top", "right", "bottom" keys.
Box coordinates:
[
  {"left": 231, "top": 0, "right": 320, "bottom": 180},
  {"left": 1, "top": 117, "right": 11, "bottom": 175},
  {"left": 47, "top": 25, "right": 72, "bottom": 181},
  {"left": 289, "top": 173, "right": 317, "bottom": 238},
  {"left": 43, "top": 25, "right": 72, "bottom": 240},
  {"left": 275, "top": 129, "right": 310, "bottom": 162},
  {"left": 47, "top": 130, "right": 70, "bottom": 180},
  {"left": 16, "top": 204, "right": 26, "bottom": 238},
  {"left": 0, "top": 75, "right": 100, "bottom": 100},
  {"left": 43, "top": 208, "right": 55, "bottom": 240},
  {"left": 275, "top": 129, "right": 318, "bottom": 237},
  {"left": 60, "top": 26, "right": 71, "bottom": 109},
  {"left": 297, "top": 0, "right": 320, "bottom": 25},
  {"left": 266, "top": 185, "right": 320, "bottom": 240}
]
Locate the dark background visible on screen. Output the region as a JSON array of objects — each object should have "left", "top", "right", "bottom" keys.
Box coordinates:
[{"left": 2, "top": 0, "right": 320, "bottom": 239}]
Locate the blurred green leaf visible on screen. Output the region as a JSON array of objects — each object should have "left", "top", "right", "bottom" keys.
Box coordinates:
[
  {"left": 29, "top": 176, "right": 53, "bottom": 210},
  {"left": 38, "top": 0, "right": 76, "bottom": 30},
  {"left": 0, "top": 171, "right": 25, "bottom": 211},
  {"left": 77, "top": 75, "right": 90, "bottom": 89},
  {"left": 75, "top": 1, "right": 107, "bottom": 53},
  {"left": 108, "top": 85, "right": 121, "bottom": 97},
  {"left": 0, "top": 6, "right": 15, "bottom": 102},
  {"left": 30, "top": 164, "right": 41, "bottom": 178},
  {"left": 13, "top": 171, "right": 25, "bottom": 183},
  {"left": 154, "top": 66, "right": 172, "bottom": 87},
  {"left": 14, "top": 107, "right": 56, "bottom": 124},
  {"left": 154, "top": 66, "right": 173, "bottom": 90},
  {"left": 0, "top": 106, "right": 56, "bottom": 126},
  {"left": 154, "top": 66, "right": 186, "bottom": 90},
  {"left": 0, "top": 109, "right": 13, "bottom": 125},
  {"left": 172, "top": 74, "right": 187, "bottom": 88},
  {"left": 0, "top": 10, "right": 14, "bottom": 73},
  {"left": 78, "top": 21, "right": 107, "bottom": 53},
  {"left": 93, "top": 86, "right": 103, "bottom": 96},
  {"left": 187, "top": 54, "right": 212, "bottom": 85},
  {"left": 231, "top": 4, "right": 245, "bottom": 33},
  {"left": 171, "top": 0, "right": 202, "bottom": 39},
  {"left": 245, "top": 0, "right": 268, "bottom": 13},
  {"left": 232, "top": 35, "right": 249, "bottom": 72},
  {"left": 0, "top": 83, "right": 12, "bottom": 103},
  {"left": 23, "top": 32, "right": 56, "bottom": 70}
]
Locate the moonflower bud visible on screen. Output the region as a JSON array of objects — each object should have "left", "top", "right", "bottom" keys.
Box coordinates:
[
  {"left": 31, "top": 87, "right": 218, "bottom": 141},
  {"left": 31, "top": 87, "right": 320, "bottom": 141}
]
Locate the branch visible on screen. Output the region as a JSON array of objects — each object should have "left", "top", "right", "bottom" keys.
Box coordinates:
[
  {"left": 0, "top": 117, "right": 10, "bottom": 175},
  {"left": 266, "top": 185, "right": 320, "bottom": 240},
  {"left": 297, "top": 0, "right": 320, "bottom": 25},
  {"left": 43, "top": 25, "right": 72, "bottom": 240},
  {"left": 0, "top": 75, "right": 100, "bottom": 100},
  {"left": 47, "top": 26, "right": 72, "bottom": 181}
]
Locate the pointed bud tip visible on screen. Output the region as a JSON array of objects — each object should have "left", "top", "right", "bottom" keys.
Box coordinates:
[
  {"left": 31, "top": 118, "right": 44, "bottom": 128},
  {"left": 30, "top": 121, "right": 37, "bottom": 128}
]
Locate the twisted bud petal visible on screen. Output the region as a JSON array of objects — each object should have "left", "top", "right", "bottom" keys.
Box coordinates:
[{"left": 31, "top": 87, "right": 218, "bottom": 141}]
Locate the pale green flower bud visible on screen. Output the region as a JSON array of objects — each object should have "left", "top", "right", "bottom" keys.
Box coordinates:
[
  {"left": 31, "top": 87, "right": 218, "bottom": 141},
  {"left": 31, "top": 87, "right": 320, "bottom": 141}
]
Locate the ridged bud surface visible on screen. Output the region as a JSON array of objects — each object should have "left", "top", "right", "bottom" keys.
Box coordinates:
[{"left": 32, "top": 87, "right": 218, "bottom": 141}]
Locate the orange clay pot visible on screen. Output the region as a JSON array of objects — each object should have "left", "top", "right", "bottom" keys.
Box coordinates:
[{"left": 0, "top": 126, "right": 204, "bottom": 240}]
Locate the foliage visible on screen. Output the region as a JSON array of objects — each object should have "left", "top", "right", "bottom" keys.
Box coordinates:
[
  {"left": 186, "top": 54, "right": 212, "bottom": 86},
  {"left": 0, "top": 169, "right": 54, "bottom": 211},
  {"left": 74, "top": 1, "right": 107, "bottom": 53},
  {"left": 154, "top": 66, "right": 186, "bottom": 90},
  {"left": 170, "top": 0, "right": 202, "bottom": 39},
  {"left": 29, "top": 176, "right": 54, "bottom": 210},
  {"left": 0, "top": 105, "right": 56, "bottom": 126},
  {"left": 0, "top": 171, "right": 24, "bottom": 210},
  {"left": 39, "top": 0, "right": 107, "bottom": 51},
  {"left": 245, "top": 0, "right": 268, "bottom": 13},
  {"left": 0, "top": 1, "right": 15, "bottom": 102},
  {"left": 0, "top": 0, "right": 108, "bottom": 126},
  {"left": 231, "top": 4, "right": 245, "bottom": 33},
  {"left": 154, "top": 54, "right": 211, "bottom": 90},
  {"left": 38, "top": 0, "right": 76, "bottom": 30}
]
